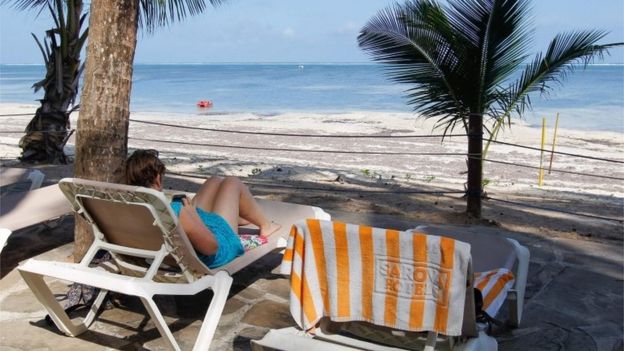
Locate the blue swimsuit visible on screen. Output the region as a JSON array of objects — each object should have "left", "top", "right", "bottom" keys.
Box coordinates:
[{"left": 170, "top": 202, "right": 244, "bottom": 268}]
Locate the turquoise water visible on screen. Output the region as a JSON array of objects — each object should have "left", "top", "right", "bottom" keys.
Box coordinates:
[{"left": 1, "top": 63, "right": 622, "bottom": 132}]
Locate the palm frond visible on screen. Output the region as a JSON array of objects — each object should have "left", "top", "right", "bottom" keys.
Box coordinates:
[
  {"left": 54, "top": 0, "right": 64, "bottom": 31},
  {"left": 503, "top": 30, "right": 620, "bottom": 120},
  {"left": 77, "top": 26, "right": 88, "bottom": 52},
  {"left": 482, "top": 31, "right": 622, "bottom": 157},
  {"left": 30, "top": 32, "right": 49, "bottom": 65},
  {"left": 54, "top": 0, "right": 69, "bottom": 58},
  {"left": 79, "top": 11, "right": 87, "bottom": 27},
  {"left": 138, "top": 0, "right": 224, "bottom": 33},
  {"left": 2, "top": 0, "right": 51, "bottom": 10},
  {"left": 43, "top": 2, "right": 59, "bottom": 28},
  {"left": 358, "top": 0, "right": 541, "bottom": 136},
  {"left": 446, "top": 0, "right": 533, "bottom": 111},
  {"left": 358, "top": 0, "right": 469, "bottom": 125}
]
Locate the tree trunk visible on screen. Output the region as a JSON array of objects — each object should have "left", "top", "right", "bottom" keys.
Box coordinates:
[
  {"left": 20, "top": 105, "right": 70, "bottom": 164},
  {"left": 466, "top": 113, "right": 483, "bottom": 218},
  {"left": 73, "top": 0, "right": 139, "bottom": 262}
]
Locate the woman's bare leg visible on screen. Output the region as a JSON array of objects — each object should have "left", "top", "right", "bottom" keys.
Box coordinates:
[
  {"left": 211, "top": 177, "right": 280, "bottom": 237},
  {"left": 194, "top": 176, "right": 250, "bottom": 226},
  {"left": 193, "top": 176, "right": 223, "bottom": 211}
]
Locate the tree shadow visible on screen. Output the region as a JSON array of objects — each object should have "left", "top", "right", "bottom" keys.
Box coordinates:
[
  {"left": 2, "top": 160, "right": 622, "bottom": 350},
  {"left": 0, "top": 215, "right": 74, "bottom": 278}
]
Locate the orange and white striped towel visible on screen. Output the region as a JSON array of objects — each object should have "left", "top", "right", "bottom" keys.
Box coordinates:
[
  {"left": 281, "top": 219, "right": 471, "bottom": 336},
  {"left": 474, "top": 268, "right": 515, "bottom": 317}
]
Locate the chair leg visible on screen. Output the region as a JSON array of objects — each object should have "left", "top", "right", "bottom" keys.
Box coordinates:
[
  {"left": 424, "top": 331, "right": 438, "bottom": 351},
  {"left": 83, "top": 289, "right": 109, "bottom": 328},
  {"left": 139, "top": 271, "right": 233, "bottom": 351},
  {"left": 193, "top": 271, "right": 233, "bottom": 351},
  {"left": 506, "top": 239, "right": 530, "bottom": 328},
  {"left": 140, "top": 297, "right": 182, "bottom": 351},
  {"left": 18, "top": 270, "right": 89, "bottom": 336}
]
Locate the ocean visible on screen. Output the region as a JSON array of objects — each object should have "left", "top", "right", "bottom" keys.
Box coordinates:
[{"left": 1, "top": 63, "right": 622, "bottom": 132}]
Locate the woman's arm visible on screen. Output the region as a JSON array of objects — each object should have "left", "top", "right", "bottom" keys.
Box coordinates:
[{"left": 178, "top": 197, "right": 219, "bottom": 256}]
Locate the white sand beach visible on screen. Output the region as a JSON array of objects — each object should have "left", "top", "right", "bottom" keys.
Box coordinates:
[{"left": 1, "top": 102, "right": 622, "bottom": 240}]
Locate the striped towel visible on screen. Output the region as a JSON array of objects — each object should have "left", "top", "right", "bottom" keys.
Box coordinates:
[
  {"left": 474, "top": 268, "right": 515, "bottom": 317},
  {"left": 281, "top": 219, "right": 471, "bottom": 336}
]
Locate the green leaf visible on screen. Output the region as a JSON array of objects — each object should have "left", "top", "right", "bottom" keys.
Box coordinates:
[
  {"left": 47, "top": 2, "right": 60, "bottom": 30},
  {"left": 79, "top": 12, "right": 87, "bottom": 28},
  {"left": 31, "top": 78, "right": 47, "bottom": 93},
  {"left": 77, "top": 27, "right": 89, "bottom": 52},
  {"left": 358, "top": 0, "right": 467, "bottom": 126},
  {"left": 55, "top": 0, "right": 65, "bottom": 32},
  {"left": 30, "top": 32, "right": 49, "bottom": 66},
  {"left": 6, "top": 0, "right": 53, "bottom": 11}
]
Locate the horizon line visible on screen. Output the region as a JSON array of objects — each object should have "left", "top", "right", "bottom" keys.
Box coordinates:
[{"left": 2, "top": 62, "right": 624, "bottom": 66}]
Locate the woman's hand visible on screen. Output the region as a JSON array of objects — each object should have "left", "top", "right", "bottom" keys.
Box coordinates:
[
  {"left": 178, "top": 196, "right": 196, "bottom": 220},
  {"left": 178, "top": 197, "right": 219, "bottom": 256}
]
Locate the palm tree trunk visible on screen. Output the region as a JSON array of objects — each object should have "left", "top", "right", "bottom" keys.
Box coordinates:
[
  {"left": 466, "top": 113, "right": 483, "bottom": 218},
  {"left": 20, "top": 104, "right": 70, "bottom": 164},
  {"left": 20, "top": 0, "right": 84, "bottom": 164},
  {"left": 72, "top": 0, "right": 138, "bottom": 262}
]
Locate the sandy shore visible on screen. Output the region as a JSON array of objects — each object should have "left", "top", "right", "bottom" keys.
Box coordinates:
[{"left": 1, "top": 102, "right": 622, "bottom": 241}]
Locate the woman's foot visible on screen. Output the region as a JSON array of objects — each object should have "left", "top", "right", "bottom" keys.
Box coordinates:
[{"left": 259, "top": 221, "right": 282, "bottom": 238}]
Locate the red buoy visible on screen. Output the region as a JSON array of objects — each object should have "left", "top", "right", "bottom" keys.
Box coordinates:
[{"left": 197, "top": 100, "right": 213, "bottom": 108}]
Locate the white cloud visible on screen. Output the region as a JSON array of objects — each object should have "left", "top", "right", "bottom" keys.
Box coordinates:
[
  {"left": 282, "top": 27, "right": 296, "bottom": 38},
  {"left": 333, "top": 21, "right": 359, "bottom": 35}
]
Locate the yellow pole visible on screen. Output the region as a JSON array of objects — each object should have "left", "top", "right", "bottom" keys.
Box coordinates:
[
  {"left": 538, "top": 117, "right": 546, "bottom": 187},
  {"left": 548, "top": 113, "right": 560, "bottom": 174}
]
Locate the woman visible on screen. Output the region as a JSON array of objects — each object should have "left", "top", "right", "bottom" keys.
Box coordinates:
[{"left": 125, "top": 149, "right": 280, "bottom": 268}]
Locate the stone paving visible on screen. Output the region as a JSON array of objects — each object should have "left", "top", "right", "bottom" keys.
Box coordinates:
[{"left": 0, "top": 211, "right": 622, "bottom": 351}]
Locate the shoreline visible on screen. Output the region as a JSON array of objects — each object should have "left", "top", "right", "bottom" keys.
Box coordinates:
[
  {"left": 1, "top": 102, "right": 622, "bottom": 241},
  {"left": 3, "top": 63, "right": 623, "bottom": 133}
]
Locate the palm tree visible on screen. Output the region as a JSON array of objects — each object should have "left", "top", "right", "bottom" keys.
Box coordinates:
[
  {"left": 358, "top": 0, "right": 622, "bottom": 218},
  {"left": 5, "top": 0, "right": 87, "bottom": 163},
  {"left": 72, "top": 0, "right": 223, "bottom": 261}
]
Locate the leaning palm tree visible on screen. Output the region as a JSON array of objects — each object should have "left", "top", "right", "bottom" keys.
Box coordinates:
[
  {"left": 5, "top": 0, "right": 87, "bottom": 163},
  {"left": 72, "top": 0, "right": 223, "bottom": 260},
  {"left": 358, "top": 0, "right": 621, "bottom": 218}
]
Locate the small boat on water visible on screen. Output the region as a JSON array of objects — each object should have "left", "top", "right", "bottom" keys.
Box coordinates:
[{"left": 197, "top": 100, "right": 213, "bottom": 108}]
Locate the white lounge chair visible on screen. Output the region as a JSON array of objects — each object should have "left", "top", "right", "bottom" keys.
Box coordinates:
[
  {"left": 413, "top": 225, "right": 530, "bottom": 328},
  {"left": 0, "top": 167, "right": 45, "bottom": 190},
  {"left": 0, "top": 168, "right": 54, "bottom": 252},
  {"left": 252, "top": 220, "right": 530, "bottom": 351},
  {"left": 18, "top": 178, "right": 330, "bottom": 351}
]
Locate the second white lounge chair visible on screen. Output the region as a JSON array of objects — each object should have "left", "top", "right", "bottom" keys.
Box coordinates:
[
  {"left": 252, "top": 219, "right": 530, "bottom": 351},
  {"left": 0, "top": 167, "right": 55, "bottom": 252}
]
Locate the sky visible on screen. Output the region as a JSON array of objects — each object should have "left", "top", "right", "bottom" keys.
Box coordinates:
[{"left": 0, "top": 0, "right": 623, "bottom": 64}]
